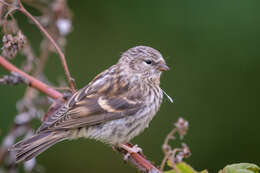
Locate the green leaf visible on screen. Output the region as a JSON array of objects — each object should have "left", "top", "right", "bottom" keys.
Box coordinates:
[
  {"left": 164, "top": 162, "right": 197, "bottom": 173},
  {"left": 219, "top": 163, "right": 260, "bottom": 173}
]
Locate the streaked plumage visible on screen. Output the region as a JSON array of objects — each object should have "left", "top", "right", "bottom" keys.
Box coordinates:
[{"left": 10, "top": 46, "right": 169, "bottom": 162}]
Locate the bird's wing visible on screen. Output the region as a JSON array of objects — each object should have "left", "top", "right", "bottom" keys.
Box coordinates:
[{"left": 37, "top": 68, "right": 144, "bottom": 132}]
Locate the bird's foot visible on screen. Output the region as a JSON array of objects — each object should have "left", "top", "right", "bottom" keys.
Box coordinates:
[
  {"left": 129, "top": 144, "right": 142, "bottom": 153},
  {"left": 119, "top": 143, "right": 142, "bottom": 161},
  {"left": 120, "top": 143, "right": 142, "bottom": 154}
]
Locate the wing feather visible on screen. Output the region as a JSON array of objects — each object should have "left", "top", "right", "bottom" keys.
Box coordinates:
[{"left": 37, "top": 67, "right": 144, "bottom": 132}]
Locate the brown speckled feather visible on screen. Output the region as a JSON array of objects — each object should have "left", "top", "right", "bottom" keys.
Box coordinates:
[{"left": 37, "top": 65, "right": 144, "bottom": 133}]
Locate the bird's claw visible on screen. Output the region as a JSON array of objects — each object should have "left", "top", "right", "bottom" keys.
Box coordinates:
[
  {"left": 123, "top": 145, "right": 142, "bottom": 161},
  {"left": 130, "top": 144, "right": 142, "bottom": 153},
  {"left": 121, "top": 144, "right": 142, "bottom": 154},
  {"left": 119, "top": 143, "right": 143, "bottom": 162}
]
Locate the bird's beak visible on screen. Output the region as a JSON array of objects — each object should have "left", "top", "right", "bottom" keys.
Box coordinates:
[{"left": 157, "top": 63, "right": 169, "bottom": 71}]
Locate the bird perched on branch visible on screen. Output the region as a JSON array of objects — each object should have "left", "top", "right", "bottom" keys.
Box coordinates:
[{"left": 10, "top": 46, "right": 169, "bottom": 162}]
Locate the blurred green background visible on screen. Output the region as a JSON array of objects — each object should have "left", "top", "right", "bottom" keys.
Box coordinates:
[{"left": 1, "top": 0, "right": 260, "bottom": 172}]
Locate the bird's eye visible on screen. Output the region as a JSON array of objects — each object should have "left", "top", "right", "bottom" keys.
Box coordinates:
[{"left": 145, "top": 59, "right": 152, "bottom": 65}]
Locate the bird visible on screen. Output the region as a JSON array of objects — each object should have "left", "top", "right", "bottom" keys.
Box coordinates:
[{"left": 10, "top": 45, "right": 169, "bottom": 162}]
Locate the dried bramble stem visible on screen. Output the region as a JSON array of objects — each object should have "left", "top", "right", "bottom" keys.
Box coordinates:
[
  {"left": 0, "top": 71, "right": 28, "bottom": 85},
  {"left": 17, "top": 0, "right": 76, "bottom": 93},
  {"left": 160, "top": 118, "right": 190, "bottom": 172},
  {"left": 163, "top": 128, "right": 177, "bottom": 151},
  {"left": 118, "top": 143, "right": 162, "bottom": 173},
  {"left": 0, "top": 0, "right": 12, "bottom": 7},
  {"left": 0, "top": 55, "right": 63, "bottom": 99},
  {"left": 160, "top": 128, "right": 177, "bottom": 171},
  {"left": 160, "top": 151, "right": 171, "bottom": 171}
]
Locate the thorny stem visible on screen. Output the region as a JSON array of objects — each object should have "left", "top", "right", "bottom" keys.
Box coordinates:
[
  {"left": 160, "top": 152, "right": 170, "bottom": 171},
  {"left": 163, "top": 128, "right": 177, "bottom": 150},
  {"left": 168, "top": 149, "right": 182, "bottom": 173},
  {"left": 17, "top": 0, "right": 76, "bottom": 93},
  {"left": 160, "top": 118, "right": 190, "bottom": 172},
  {"left": 160, "top": 146, "right": 182, "bottom": 172},
  {"left": 0, "top": 55, "right": 63, "bottom": 99},
  {"left": 160, "top": 128, "right": 178, "bottom": 171},
  {"left": 3, "top": 7, "right": 18, "bottom": 34},
  {"left": 0, "top": 0, "right": 12, "bottom": 7}
]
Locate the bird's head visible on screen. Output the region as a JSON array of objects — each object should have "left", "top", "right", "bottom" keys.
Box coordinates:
[{"left": 118, "top": 46, "right": 169, "bottom": 84}]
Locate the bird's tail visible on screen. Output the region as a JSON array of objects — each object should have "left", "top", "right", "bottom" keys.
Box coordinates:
[{"left": 9, "top": 131, "right": 67, "bottom": 163}]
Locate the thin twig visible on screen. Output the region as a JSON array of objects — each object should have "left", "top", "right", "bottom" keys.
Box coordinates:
[
  {"left": 3, "top": 7, "right": 18, "bottom": 34},
  {"left": 17, "top": 0, "right": 76, "bottom": 93},
  {"left": 163, "top": 128, "right": 177, "bottom": 150},
  {"left": 168, "top": 149, "right": 182, "bottom": 173},
  {"left": 118, "top": 143, "right": 162, "bottom": 173},
  {"left": 160, "top": 118, "right": 190, "bottom": 172},
  {"left": 160, "top": 152, "right": 170, "bottom": 171},
  {"left": 0, "top": 0, "right": 12, "bottom": 7},
  {"left": 0, "top": 55, "right": 63, "bottom": 99},
  {"left": 160, "top": 128, "right": 177, "bottom": 171}
]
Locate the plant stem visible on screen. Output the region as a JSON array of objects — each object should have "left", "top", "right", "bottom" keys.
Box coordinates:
[
  {"left": 17, "top": 0, "right": 76, "bottom": 93},
  {"left": 0, "top": 55, "right": 63, "bottom": 99}
]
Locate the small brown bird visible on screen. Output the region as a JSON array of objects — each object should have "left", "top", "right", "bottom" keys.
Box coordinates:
[{"left": 10, "top": 46, "right": 169, "bottom": 162}]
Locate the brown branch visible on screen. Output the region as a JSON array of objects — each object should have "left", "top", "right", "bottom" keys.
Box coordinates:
[
  {"left": 0, "top": 55, "right": 161, "bottom": 173},
  {"left": 0, "top": 0, "right": 12, "bottom": 7},
  {"left": 17, "top": 0, "right": 76, "bottom": 93},
  {"left": 0, "top": 55, "right": 63, "bottom": 99},
  {"left": 118, "top": 143, "right": 161, "bottom": 172},
  {"left": 127, "top": 143, "right": 161, "bottom": 173}
]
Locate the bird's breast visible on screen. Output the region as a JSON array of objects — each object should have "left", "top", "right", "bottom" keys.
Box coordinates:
[{"left": 68, "top": 85, "right": 163, "bottom": 145}]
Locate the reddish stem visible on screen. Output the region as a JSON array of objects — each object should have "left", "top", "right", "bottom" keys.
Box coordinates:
[
  {"left": 126, "top": 143, "right": 161, "bottom": 172},
  {"left": 17, "top": 0, "right": 76, "bottom": 93},
  {"left": 132, "top": 152, "right": 159, "bottom": 171},
  {"left": 0, "top": 56, "right": 63, "bottom": 99}
]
